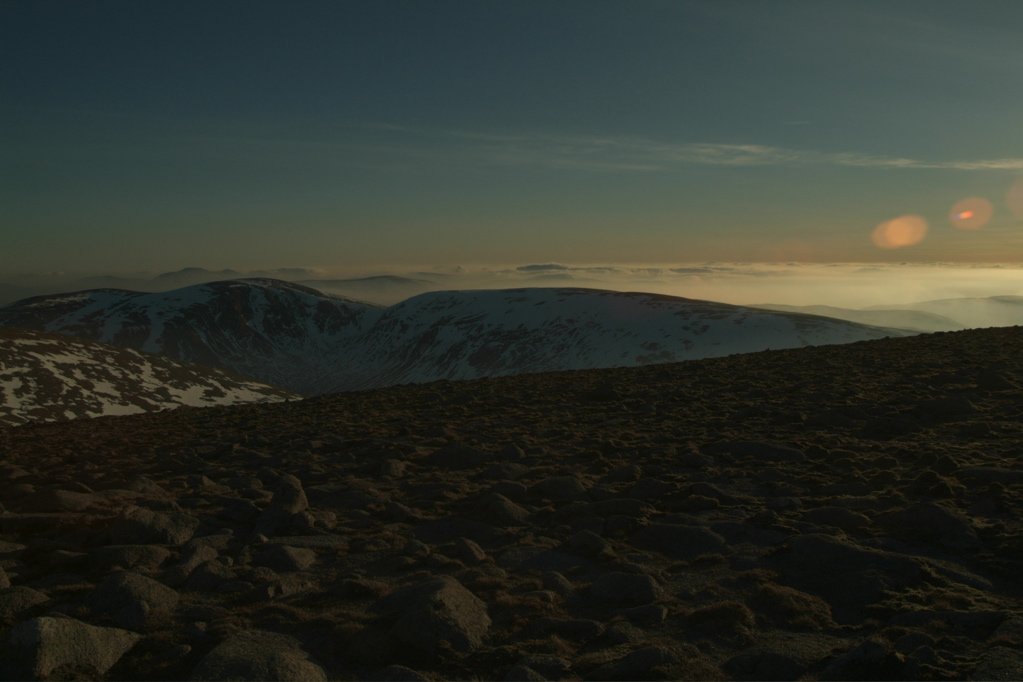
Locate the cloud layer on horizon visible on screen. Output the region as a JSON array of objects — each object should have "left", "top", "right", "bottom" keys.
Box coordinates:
[{"left": 5, "top": 262, "right": 1023, "bottom": 315}]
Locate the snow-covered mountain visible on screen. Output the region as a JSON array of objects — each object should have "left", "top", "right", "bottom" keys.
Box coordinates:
[
  {"left": 0, "top": 326, "right": 298, "bottom": 427},
  {"left": 0, "top": 279, "right": 909, "bottom": 395},
  {"left": 296, "top": 275, "right": 435, "bottom": 306},
  {"left": 0, "top": 279, "right": 379, "bottom": 395},
  {"left": 326, "top": 288, "right": 910, "bottom": 391}
]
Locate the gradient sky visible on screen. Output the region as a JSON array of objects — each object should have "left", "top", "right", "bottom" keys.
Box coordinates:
[{"left": 3, "top": 0, "right": 1023, "bottom": 274}]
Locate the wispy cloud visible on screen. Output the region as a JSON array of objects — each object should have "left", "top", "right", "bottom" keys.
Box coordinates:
[{"left": 366, "top": 123, "right": 1023, "bottom": 173}]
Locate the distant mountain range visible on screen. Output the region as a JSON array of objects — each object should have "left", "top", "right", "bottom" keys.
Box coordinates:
[
  {"left": 0, "top": 279, "right": 908, "bottom": 396},
  {"left": 751, "top": 296, "right": 1023, "bottom": 333},
  {"left": 0, "top": 268, "right": 436, "bottom": 306},
  {"left": 0, "top": 325, "right": 297, "bottom": 426},
  {"left": 748, "top": 304, "right": 963, "bottom": 333},
  {"left": 0, "top": 280, "right": 376, "bottom": 395},
  {"left": 866, "top": 296, "right": 1023, "bottom": 329}
]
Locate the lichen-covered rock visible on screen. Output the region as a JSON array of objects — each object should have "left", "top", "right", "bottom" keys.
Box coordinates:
[
  {"left": 876, "top": 502, "right": 982, "bottom": 551},
  {"left": 778, "top": 533, "right": 921, "bottom": 622},
  {"left": 89, "top": 544, "right": 173, "bottom": 573},
  {"left": 589, "top": 571, "right": 663, "bottom": 606},
  {"left": 253, "top": 545, "right": 317, "bottom": 572},
  {"left": 7, "top": 616, "right": 141, "bottom": 680},
  {"left": 254, "top": 475, "right": 308, "bottom": 535},
  {"left": 630, "top": 522, "right": 726, "bottom": 559},
  {"left": 85, "top": 571, "right": 179, "bottom": 630},
  {"left": 373, "top": 575, "right": 491, "bottom": 654},
  {"left": 110, "top": 505, "right": 199, "bottom": 545},
  {"left": 0, "top": 586, "right": 49, "bottom": 626},
  {"left": 190, "top": 629, "right": 326, "bottom": 681}
]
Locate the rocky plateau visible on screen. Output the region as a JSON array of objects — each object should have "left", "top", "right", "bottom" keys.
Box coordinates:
[{"left": 1, "top": 327, "right": 1022, "bottom": 680}]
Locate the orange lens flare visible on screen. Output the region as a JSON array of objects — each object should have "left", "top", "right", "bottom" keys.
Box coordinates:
[
  {"left": 948, "top": 197, "right": 992, "bottom": 230},
  {"left": 871, "top": 214, "right": 928, "bottom": 249}
]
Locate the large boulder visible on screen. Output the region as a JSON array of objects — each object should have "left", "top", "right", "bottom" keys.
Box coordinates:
[
  {"left": 630, "top": 522, "right": 726, "bottom": 559},
  {"left": 372, "top": 575, "right": 491, "bottom": 655},
  {"left": 875, "top": 502, "right": 982, "bottom": 551},
  {"left": 110, "top": 506, "right": 199, "bottom": 545},
  {"left": 776, "top": 534, "right": 921, "bottom": 623},
  {"left": 254, "top": 475, "right": 309, "bottom": 535},
  {"left": 7, "top": 616, "right": 141, "bottom": 680},
  {"left": 85, "top": 571, "right": 180, "bottom": 630},
  {"left": 589, "top": 572, "right": 663, "bottom": 606},
  {"left": 190, "top": 629, "right": 327, "bottom": 681},
  {"left": 0, "top": 586, "right": 49, "bottom": 626}
]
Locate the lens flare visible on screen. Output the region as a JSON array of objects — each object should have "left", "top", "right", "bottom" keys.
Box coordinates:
[
  {"left": 1007, "top": 179, "right": 1023, "bottom": 220},
  {"left": 948, "top": 197, "right": 992, "bottom": 230},
  {"left": 871, "top": 214, "right": 928, "bottom": 249}
]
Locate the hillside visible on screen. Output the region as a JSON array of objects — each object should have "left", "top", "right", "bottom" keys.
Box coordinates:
[
  {"left": 0, "top": 280, "right": 908, "bottom": 395},
  {"left": 0, "top": 327, "right": 1021, "bottom": 680},
  {"left": 749, "top": 303, "right": 964, "bottom": 333},
  {"left": 0, "top": 326, "right": 298, "bottom": 426}
]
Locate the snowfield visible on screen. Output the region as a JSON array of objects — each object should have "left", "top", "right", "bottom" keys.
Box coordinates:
[
  {"left": 0, "top": 326, "right": 297, "bottom": 426},
  {"left": 0, "top": 279, "right": 910, "bottom": 396}
]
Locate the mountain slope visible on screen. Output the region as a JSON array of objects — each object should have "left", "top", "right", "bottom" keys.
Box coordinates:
[
  {"left": 0, "top": 326, "right": 298, "bottom": 426},
  {"left": 327, "top": 288, "right": 910, "bottom": 391},
  {"left": 0, "top": 280, "right": 909, "bottom": 395},
  {"left": 866, "top": 295, "right": 1023, "bottom": 329},
  {"left": 299, "top": 275, "right": 434, "bottom": 305},
  {"left": 0, "top": 279, "right": 380, "bottom": 395},
  {"left": 748, "top": 303, "right": 964, "bottom": 333}
]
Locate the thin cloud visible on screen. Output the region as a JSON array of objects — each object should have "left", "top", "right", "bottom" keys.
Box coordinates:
[{"left": 362, "top": 124, "right": 1023, "bottom": 174}]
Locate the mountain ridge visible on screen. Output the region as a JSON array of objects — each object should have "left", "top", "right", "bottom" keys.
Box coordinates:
[{"left": 0, "top": 279, "right": 910, "bottom": 396}]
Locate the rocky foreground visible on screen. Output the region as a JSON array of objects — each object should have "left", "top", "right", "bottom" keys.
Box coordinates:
[{"left": 1, "top": 327, "right": 1023, "bottom": 680}]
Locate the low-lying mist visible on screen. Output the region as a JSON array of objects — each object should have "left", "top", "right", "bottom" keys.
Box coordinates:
[{"left": 3, "top": 262, "right": 1023, "bottom": 330}]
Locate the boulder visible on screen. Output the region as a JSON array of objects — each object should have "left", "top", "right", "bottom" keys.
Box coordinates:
[
  {"left": 110, "top": 505, "right": 199, "bottom": 545},
  {"left": 85, "top": 571, "right": 179, "bottom": 630},
  {"left": 482, "top": 493, "right": 531, "bottom": 526},
  {"left": 372, "top": 575, "right": 491, "bottom": 654},
  {"left": 162, "top": 545, "right": 220, "bottom": 587},
  {"left": 801, "top": 506, "right": 871, "bottom": 531},
  {"left": 253, "top": 545, "right": 317, "bottom": 572},
  {"left": 876, "top": 502, "right": 982, "bottom": 551},
  {"left": 89, "top": 544, "right": 173, "bottom": 573},
  {"left": 18, "top": 489, "right": 101, "bottom": 513},
  {"left": 703, "top": 441, "right": 805, "bottom": 462},
  {"left": 190, "top": 629, "right": 327, "bottom": 681},
  {"left": 254, "top": 475, "right": 308, "bottom": 535},
  {"left": 589, "top": 571, "right": 663, "bottom": 606},
  {"left": 7, "top": 616, "right": 141, "bottom": 680},
  {"left": 0, "top": 586, "right": 49, "bottom": 626},
  {"left": 587, "top": 646, "right": 681, "bottom": 681},
  {"left": 424, "top": 445, "right": 488, "bottom": 470},
  {"left": 630, "top": 522, "right": 726, "bottom": 559},
  {"left": 971, "top": 646, "right": 1023, "bottom": 681},
  {"left": 530, "top": 475, "right": 590, "bottom": 501},
  {"left": 778, "top": 534, "right": 921, "bottom": 622}
]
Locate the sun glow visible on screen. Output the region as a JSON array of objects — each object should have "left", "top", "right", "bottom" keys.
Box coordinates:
[{"left": 871, "top": 215, "right": 928, "bottom": 249}]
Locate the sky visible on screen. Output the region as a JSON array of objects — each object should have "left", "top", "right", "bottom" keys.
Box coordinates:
[{"left": 3, "top": 0, "right": 1023, "bottom": 285}]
